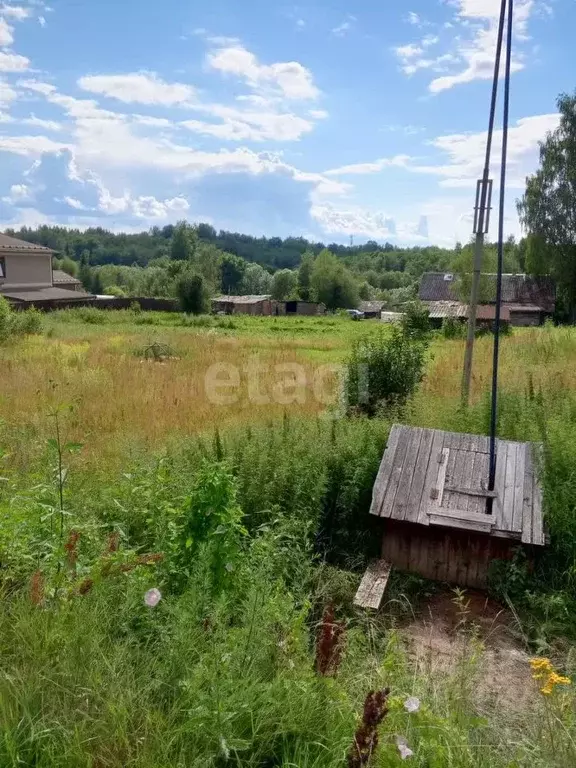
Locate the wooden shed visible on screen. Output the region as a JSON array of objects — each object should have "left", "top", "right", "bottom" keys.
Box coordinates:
[{"left": 368, "top": 424, "right": 545, "bottom": 589}]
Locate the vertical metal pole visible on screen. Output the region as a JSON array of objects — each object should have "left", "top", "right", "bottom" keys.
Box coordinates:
[
  {"left": 488, "top": 0, "right": 513, "bottom": 495},
  {"left": 461, "top": 0, "right": 508, "bottom": 406}
]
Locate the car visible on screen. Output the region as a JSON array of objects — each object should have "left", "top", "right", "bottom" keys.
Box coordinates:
[{"left": 346, "top": 309, "right": 365, "bottom": 320}]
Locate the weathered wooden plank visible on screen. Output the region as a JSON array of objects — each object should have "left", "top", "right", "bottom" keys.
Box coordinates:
[
  {"left": 354, "top": 559, "right": 392, "bottom": 609},
  {"left": 433, "top": 447, "right": 450, "bottom": 507},
  {"left": 394, "top": 427, "right": 423, "bottom": 521},
  {"left": 428, "top": 506, "right": 496, "bottom": 526},
  {"left": 418, "top": 430, "right": 446, "bottom": 525},
  {"left": 429, "top": 513, "right": 493, "bottom": 534},
  {"left": 512, "top": 440, "right": 526, "bottom": 533},
  {"left": 469, "top": 433, "right": 490, "bottom": 454},
  {"left": 501, "top": 442, "right": 518, "bottom": 532},
  {"left": 448, "top": 447, "right": 468, "bottom": 510},
  {"left": 444, "top": 485, "right": 497, "bottom": 498},
  {"left": 493, "top": 440, "right": 508, "bottom": 528},
  {"left": 405, "top": 428, "right": 435, "bottom": 523},
  {"left": 532, "top": 444, "right": 545, "bottom": 546},
  {"left": 380, "top": 426, "right": 412, "bottom": 519},
  {"left": 446, "top": 533, "right": 460, "bottom": 583},
  {"left": 442, "top": 446, "right": 457, "bottom": 507},
  {"left": 521, "top": 443, "right": 534, "bottom": 544},
  {"left": 369, "top": 425, "right": 402, "bottom": 517},
  {"left": 467, "top": 451, "right": 485, "bottom": 515}
]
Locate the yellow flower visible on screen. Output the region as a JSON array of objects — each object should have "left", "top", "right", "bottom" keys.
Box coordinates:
[{"left": 530, "top": 659, "right": 572, "bottom": 695}]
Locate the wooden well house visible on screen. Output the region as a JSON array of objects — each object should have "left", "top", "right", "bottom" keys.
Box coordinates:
[{"left": 355, "top": 424, "right": 545, "bottom": 608}]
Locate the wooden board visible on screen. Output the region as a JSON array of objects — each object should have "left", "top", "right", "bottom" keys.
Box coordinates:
[
  {"left": 369, "top": 426, "right": 401, "bottom": 516},
  {"left": 354, "top": 559, "right": 392, "bottom": 609}
]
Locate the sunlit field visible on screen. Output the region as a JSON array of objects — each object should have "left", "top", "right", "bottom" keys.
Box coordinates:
[{"left": 3, "top": 310, "right": 576, "bottom": 767}]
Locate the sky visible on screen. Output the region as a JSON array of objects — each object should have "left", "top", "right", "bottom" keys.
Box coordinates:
[{"left": 0, "top": 0, "right": 572, "bottom": 246}]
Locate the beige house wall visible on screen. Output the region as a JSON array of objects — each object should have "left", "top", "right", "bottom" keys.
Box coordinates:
[{"left": 0, "top": 250, "right": 53, "bottom": 290}]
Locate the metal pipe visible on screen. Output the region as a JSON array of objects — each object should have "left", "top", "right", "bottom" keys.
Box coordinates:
[
  {"left": 488, "top": 0, "right": 514, "bottom": 495},
  {"left": 461, "top": 0, "right": 508, "bottom": 406}
]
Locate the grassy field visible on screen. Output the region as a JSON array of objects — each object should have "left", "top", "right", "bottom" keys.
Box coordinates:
[{"left": 2, "top": 309, "right": 576, "bottom": 766}]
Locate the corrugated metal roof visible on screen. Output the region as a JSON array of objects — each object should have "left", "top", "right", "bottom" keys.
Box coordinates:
[
  {"left": 52, "top": 269, "right": 81, "bottom": 285},
  {"left": 424, "top": 301, "right": 510, "bottom": 321},
  {"left": 0, "top": 233, "right": 54, "bottom": 252},
  {"left": 419, "top": 272, "right": 555, "bottom": 312},
  {"left": 1, "top": 287, "right": 94, "bottom": 301},
  {"left": 213, "top": 294, "right": 271, "bottom": 305}
]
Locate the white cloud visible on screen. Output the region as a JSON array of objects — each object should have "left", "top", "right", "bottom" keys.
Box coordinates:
[
  {"left": 395, "top": 43, "right": 423, "bottom": 59},
  {"left": 22, "top": 114, "right": 62, "bottom": 130},
  {"left": 0, "top": 77, "right": 16, "bottom": 103},
  {"left": 411, "top": 112, "right": 560, "bottom": 186},
  {"left": 63, "top": 196, "right": 87, "bottom": 210},
  {"left": 0, "top": 6, "right": 30, "bottom": 21},
  {"left": 38, "top": 15, "right": 45, "bottom": 27},
  {"left": 78, "top": 72, "right": 196, "bottom": 106},
  {"left": 207, "top": 42, "right": 319, "bottom": 100},
  {"left": 407, "top": 11, "right": 422, "bottom": 26},
  {"left": 311, "top": 203, "right": 399, "bottom": 239},
  {"left": 0, "top": 18, "right": 13, "bottom": 45},
  {"left": 0, "top": 50, "right": 28, "bottom": 71},
  {"left": 0, "top": 134, "right": 69, "bottom": 155},
  {"left": 325, "top": 154, "right": 411, "bottom": 176},
  {"left": 296, "top": 18, "right": 305, "bottom": 28},
  {"left": 429, "top": 0, "right": 536, "bottom": 92},
  {"left": 2, "top": 182, "right": 30, "bottom": 203},
  {"left": 332, "top": 21, "right": 350, "bottom": 37},
  {"left": 182, "top": 105, "right": 315, "bottom": 142}
]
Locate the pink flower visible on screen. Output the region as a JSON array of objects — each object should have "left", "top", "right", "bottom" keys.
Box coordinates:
[
  {"left": 404, "top": 696, "right": 420, "bottom": 713},
  {"left": 396, "top": 735, "right": 414, "bottom": 760},
  {"left": 144, "top": 588, "right": 162, "bottom": 607}
]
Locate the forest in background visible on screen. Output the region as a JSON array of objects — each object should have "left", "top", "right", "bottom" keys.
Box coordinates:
[{"left": 4, "top": 222, "right": 526, "bottom": 312}]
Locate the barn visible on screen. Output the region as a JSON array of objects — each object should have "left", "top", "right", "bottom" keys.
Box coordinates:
[
  {"left": 212, "top": 295, "right": 275, "bottom": 315},
  {"left": 418, "top": 272, "right": 555, "bottom": 326}
]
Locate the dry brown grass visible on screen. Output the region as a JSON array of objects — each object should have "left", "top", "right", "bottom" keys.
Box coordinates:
[{"left": 0, "top": 331, "right": 339, "bottom": 465}]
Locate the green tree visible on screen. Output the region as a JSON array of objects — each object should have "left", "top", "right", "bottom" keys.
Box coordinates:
[
  {"left": 193, "top": 243, "right": 222, "bottom": 293},
  {"left": 297, "top": 250, "right": 315, "bottom": 300},
  {"left": 518, "top": 91, "right": 576, "bottom": 319},
  {"left": 240, "top": 263, "right": 273, "bottom": 294},
  {"left": 271, "top": 269, "right": 298, "bottom": 301},
  {"left": 310, "top": 249, "right": 359, "bottom": 310},
  {"left": 60, "top": 256, "right": 78, "bottom": 277},
  {"left": 170, "top": 221, "right": 197, "bottom": 261},
  {"left": 221, "top": 253, "right": 246, "bottom": 294},
  {"left": 176, "top": 272, "right": 210, "bottom": 314},
  {"left": 91, "top": 271, "right": 103, "bottom": 295},
  {"left": 78, "top": 251, "right": 93, "bottom": 292}
]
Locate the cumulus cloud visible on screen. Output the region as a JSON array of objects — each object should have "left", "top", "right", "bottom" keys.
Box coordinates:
[
  {"left": 0, "top": 6, "right": 31, "bottom": 21},
  {"left": 311, "top": 204, "right": 399, "bottom": 239},
  {"left": 0, "top": 50, "right": 29, "bottom": 70},
  {"left": 78, "top": 72, "right": 197, "bottom": 107},
  {"left": 206, "top": 41, "right": 319, "bottom": 100}
]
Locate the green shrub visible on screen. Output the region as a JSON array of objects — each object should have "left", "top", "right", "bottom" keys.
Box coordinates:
[
  {"left": 176, "top": 272, "right": 210, "bottom": 314},
  {"left": 11, "top": 307, "right": 43, "bottom": 336},
  {"left": 442, "top": 316, "right": 466, "bottom": 339},
  {"left": 400, "top": 301, "right": 431, "bottom": 339},
  {"left": 0, "top": 297, "right": 43, "bottom": 341},
  {"left": 345, "top": 328, "right": 427, "bottom": 415}
]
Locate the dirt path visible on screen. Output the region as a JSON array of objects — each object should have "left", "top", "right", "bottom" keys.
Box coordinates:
[{"left": 401, "top": 589, "right": 536, "bottom": 713}]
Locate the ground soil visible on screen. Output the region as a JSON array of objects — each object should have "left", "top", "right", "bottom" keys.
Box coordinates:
[{"left": 401, "top": 589, "right": 536, "bottom": 713}]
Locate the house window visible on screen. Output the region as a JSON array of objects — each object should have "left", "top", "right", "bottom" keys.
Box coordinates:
[{"left": 0, "top": 257, "right": 5, "bottom": 279}]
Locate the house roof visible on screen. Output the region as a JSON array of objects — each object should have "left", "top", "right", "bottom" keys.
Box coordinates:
[
  {"left": 213, "top": 294, "right": 271, "bottom": 305},
  {"left": 424, "top": 301, "right": 510, "bottom": 321},
  {"left": 359, "top": 300, "right": 386, "bottom": 313},
  {"left": 0, "top": 233, "right": 54, "bottom": 252},
  {"left": 1, "top": 287, "right": 94, "bottom": 302},
  {"left": 52, "top": 269, "right": 82, "bottom": 285},
  {"left": 419, "top": 272, "right": 555, "bottom": 312}
]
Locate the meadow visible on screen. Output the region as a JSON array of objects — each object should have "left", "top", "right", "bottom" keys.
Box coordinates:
[{"left": 2, "top": 309, "right": 576, "bottom": 766}]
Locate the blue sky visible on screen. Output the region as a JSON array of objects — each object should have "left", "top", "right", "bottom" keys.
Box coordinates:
[{"left": 0, "top": 0, "right": 572, "bottom": 245}]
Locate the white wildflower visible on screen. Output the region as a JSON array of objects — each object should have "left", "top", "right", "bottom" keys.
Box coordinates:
[
  {"left": 396, "top": 735, "right": 414, "bottom": 760},
  {"left": 144, "top": 587, "right": 162, "bottom": 607},
  {"left": 404, "top": 696, "right": 420, "bottom": 713}
]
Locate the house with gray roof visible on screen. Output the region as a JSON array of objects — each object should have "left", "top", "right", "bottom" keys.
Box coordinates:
[{"left": 0, "top": 233, "right": 93, "bottom": 304}]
